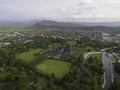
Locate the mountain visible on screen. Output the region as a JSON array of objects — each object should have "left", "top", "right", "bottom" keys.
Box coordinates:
[
  {"left": 33, "top": 20, "right": 85, "bottom": 29},
  {"left": 34, "top": 20, "right": 120, "bottom": 27},
  {"left": 1, "top": 20, "right": 120, "bottom": 28},
  {"left": 0, "top": 20, "right": 37, "bottom": 27},
  {"left": 75, "top": 22, "right": 120, "bottom": 27},
  {"left": 32, "top": 20, "right": 120, "bottom": 33}
]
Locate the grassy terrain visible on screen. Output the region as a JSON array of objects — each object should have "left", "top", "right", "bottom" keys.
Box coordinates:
[
  {"left": 85, "top": 46, "right": 94, "bottom": 52},
  {"left": 37, "top": 77, "right": 63, "bottom": 90},
  {"left": 38, "top": 77, "right": 46, "bottom": 87},
  {"left": 67, "top": 41, "right": 76, "bottom": 46},
  {"left": 36, "top": 59, "right": 71, "bottom": 78},
  {"left": 37, "top": 77, "right": 47, "bottom": 89},
  {"left": 90, "top": 53, "right": 102, "bottom": 60},
  {"left": 15, "top": 48, "right": 42, "bottom": 63},
  {"left": 83, "top": 53, "right": 103, "bottom": 90}
]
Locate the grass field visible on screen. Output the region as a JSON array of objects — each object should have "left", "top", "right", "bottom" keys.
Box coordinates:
[
  {"left": 36, "top": 59, "right": 71, "bottom": 78},
  {"left": 90, "top": 53, "right": 102, "bottom": 60},
  {"left": 67, "top": 41, "right": 76, "bottom": 46},
  {"left": 85, "top": 46, "right": 94, "bottom": 52},
  {"left": 15, "top": 48, "right": 43, "bottom": 63}
]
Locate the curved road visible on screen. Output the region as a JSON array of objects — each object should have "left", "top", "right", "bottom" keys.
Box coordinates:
[
  {"left": 84, "top": 52, "right": 101, "bottom": 61},
  {"left": 79, "top": 52, "right": 101, "bottom": 89},
  {"left": 80, "top": 50, "right": 115, "bottom": 90}
]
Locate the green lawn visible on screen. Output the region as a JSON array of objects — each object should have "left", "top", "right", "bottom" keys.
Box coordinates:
[
  {"left": 36, "top": 59, "right": 71, "bottom": 78},
  {"left": 85, "top": 46, "right": 94, "bottom": 52},
  {"left": 15, "top": 48, "right": 43, "bottom": 63},
  {"left": 90, "top": 53, "right": 102, "bottom": 60},
  {"left": 67, "top": 41, "right": 76, "bottom": 46}
]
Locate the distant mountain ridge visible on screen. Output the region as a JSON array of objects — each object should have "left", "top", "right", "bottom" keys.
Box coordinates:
[
  {"left": 33, "top": 20, "right": 84, "bottom": 28},
  {"left": 75, "top": 22, "right": 120, "bottom": 27},
  {"left": 1, "top": 20, "right": 120, "bottom": 27},
  {"left": 34, "top": 20, "right": 120, "bottom": 27},
  {"left": 33, "top": 20, "right": 120, "bottom": 33},
  {"left": 0, "top": 20, "right": 35, "bottom": 27}
]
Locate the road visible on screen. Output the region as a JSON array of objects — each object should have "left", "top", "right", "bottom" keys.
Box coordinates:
[
  {"left": 79, "top": 52, "right": 101, "bottom": 89},
  {"left": 84, "top": 52, "right": 101, "bottom": 61},
  {"left": 102, "top": 51, "right": 114, "bottom": 90},
  {"left": 101, "top": 47, "right": 117, "bottom": 52},
  {"left": 79, "top": 51, "right": 114, "bottom": 90}
]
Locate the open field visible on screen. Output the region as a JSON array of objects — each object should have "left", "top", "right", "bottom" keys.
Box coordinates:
[
  {"left": 15, "top": 48, "right": 42, "bottom": 63},
  {"left": 36, "top": 59, "right": 71, "bottom": 78}
]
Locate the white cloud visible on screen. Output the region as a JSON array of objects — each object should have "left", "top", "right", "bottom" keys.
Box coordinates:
[
  {"left": 1, "top": 0, "right": 120, "bottom": 21},
  {"left": 82, "top": 0, "right": 93, "bottom": 4},
  {"left": 42, "top": 8, "right": 68, "bottom": 20},
  {"left": 61, "top": 8, "right": 66, "bottom": 13},
  {"left": 68, "top": 0, "right": 120, "bottom": 21}
]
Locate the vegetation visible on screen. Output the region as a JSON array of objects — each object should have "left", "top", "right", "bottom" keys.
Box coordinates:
[
  {"left": 114, "top": 61, "right": 120, "bottom": 74},
  {"left": 36, "top": 59, "right": 71, "bottom": 78},
  {"left": 110, "top": 61, "right": 120, "bottom": 90},
  {"left": 67, "top": 41, "right": 76, "bottom": 46},
  {"left": 109, "top": 78, "right": 120, "bottom": 90},
  {"left": 0, "top": 35, "right": 112, "bottom": 90},
  {"left": 81, "top": 53, "right": 104, "bottom": 90},
  {"left": 109, "top": 47, "right": 120, "bottom": 90},
  {"left": 85, "top": 46, "right": 94, "bottom": 52},
  {"left": 16, "top": 48, "right": 43, "bottom": 63},
  {"left": 0, "top": 20, "right": 120, "bottom": 90},
  {"left": 0, "top": 28, "right": 34, "bottom": 33},
  {"left": 90, "top": 53, "right": 102, "bottom": 61}
]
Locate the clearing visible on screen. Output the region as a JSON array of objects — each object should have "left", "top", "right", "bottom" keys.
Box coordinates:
[
  {"left": 16, "top": 48, "right": 42, "bottom": 63},
  {"left": 36, "top": 59, "right": 71, "bottom": 78}
]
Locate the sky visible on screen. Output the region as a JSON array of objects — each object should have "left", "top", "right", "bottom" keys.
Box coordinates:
[{"left": 0, "top": 0, "right": 120, "bottom": 22}]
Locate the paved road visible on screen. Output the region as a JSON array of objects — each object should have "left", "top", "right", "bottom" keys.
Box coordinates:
[
  {"left": 79, "top": 52, "right": 101, "bottom": 89},
  {"left": 79, "top": 48, "right": 116, "bottom": 90},
  {"left": 80, "top": 51, "right": 114, "bottom": 90},
  {"left": 102, "top": 51, "right": 114, "bottom": 90}
]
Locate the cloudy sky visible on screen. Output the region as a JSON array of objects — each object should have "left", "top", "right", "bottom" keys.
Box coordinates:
[{"left": 0, "top": 0, "right": 120, "bottom": 22}]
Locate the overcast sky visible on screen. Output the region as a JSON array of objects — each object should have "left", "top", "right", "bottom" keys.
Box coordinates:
[{"left": 1, "top": 0, "right": 120, "bottom": 22}]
